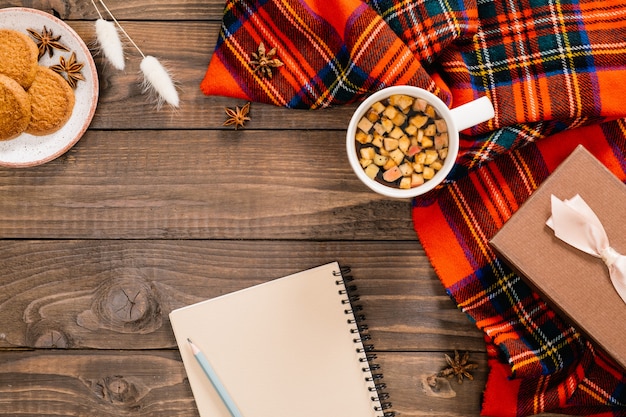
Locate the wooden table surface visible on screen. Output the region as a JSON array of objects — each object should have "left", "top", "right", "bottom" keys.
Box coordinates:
[{"left": 0, "top": 1, "right": 564, "bottom": 416}]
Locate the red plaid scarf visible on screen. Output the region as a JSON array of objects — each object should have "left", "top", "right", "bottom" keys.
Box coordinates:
[{"left": 201, "top": 0, "right": 626, "bottom": 415}]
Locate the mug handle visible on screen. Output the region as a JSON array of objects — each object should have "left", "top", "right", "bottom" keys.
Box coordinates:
[{"left": 449, "top": 96, "right": 495, "bottom": 132}]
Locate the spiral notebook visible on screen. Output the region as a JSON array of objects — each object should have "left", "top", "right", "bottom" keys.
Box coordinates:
[{"left": 169, "top": 262, "right": 393, "bottom": 417}]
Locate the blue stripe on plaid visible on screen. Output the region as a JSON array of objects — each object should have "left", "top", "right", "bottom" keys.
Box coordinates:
[
  {"left": 464, "top": 0, "right": 600, "bottom": 93},
  {"left": 604, "top": 121, "right": 626, "bottom": 174},
  {"left": 289, "top": 46, "right": 362, "bottom": 108},
  {"left": 216, "top": 0, "right": 268, "bottom": 49},
  {"left": 368, "top": 0, "right": 475, "bottom": 62}
]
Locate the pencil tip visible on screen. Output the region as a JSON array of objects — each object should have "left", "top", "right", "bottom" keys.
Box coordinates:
[{"left": 187, "top": 338, "right": 200, "bottom": 355}]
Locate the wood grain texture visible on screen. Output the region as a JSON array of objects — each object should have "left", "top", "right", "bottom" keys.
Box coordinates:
[
  {"left": 0, "top": 240, "right": 483, "bottom": 351},
  {"left": 0, "top": 0, "right": 225, "bottom": 20},
  {"left": 0, "top": 130, "right": 417, "bottom": 239},
  {"left": 0, "top": 350, "right": 197, "bottom": 416},
  {"left": 0, "top": 350, "right": 489, "bottom": 417}
]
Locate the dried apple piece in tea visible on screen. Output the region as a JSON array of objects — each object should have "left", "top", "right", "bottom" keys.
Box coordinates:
[{"left": 354, "top": 94, "right": 449, "bottom": 189}]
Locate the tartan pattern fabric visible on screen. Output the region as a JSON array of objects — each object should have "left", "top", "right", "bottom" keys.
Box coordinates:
[
  {"left": 366, "top": 0, "right": 479, "bottom": 64},
  {"left": 202, "top": 0, "right": 626, "bottom": 415},
  {"left": 444, "top": 0, "right": 626, "bottom": 171},
  {"left": 201, "top": 0, "right": 447, "bottom": 108}
]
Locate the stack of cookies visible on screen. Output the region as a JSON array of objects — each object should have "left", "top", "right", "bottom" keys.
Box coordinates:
[{"left": 0, "top": 28, "right": 76, "bottom": 141}]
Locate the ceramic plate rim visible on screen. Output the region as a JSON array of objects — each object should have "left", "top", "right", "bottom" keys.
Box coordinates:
[{"left": 0, "top": 7, "right": 98, "bottom": 168}]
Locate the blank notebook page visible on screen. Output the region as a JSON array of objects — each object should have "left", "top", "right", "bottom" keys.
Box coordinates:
[{"left": 169, "top": 262, "right": 383, "bottom": 417}]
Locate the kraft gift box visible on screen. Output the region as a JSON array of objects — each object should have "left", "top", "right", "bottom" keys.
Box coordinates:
[{"left": 490, "top": 145, "right": 626, "bottom": 370}]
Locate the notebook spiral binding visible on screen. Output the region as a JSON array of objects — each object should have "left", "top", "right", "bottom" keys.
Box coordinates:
[{"left": 334, "top": 266, "right": 395, "bottom": 417}]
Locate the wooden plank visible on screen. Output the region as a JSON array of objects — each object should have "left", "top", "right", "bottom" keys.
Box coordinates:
[
  {"left": 0, "top": 350, "right": 486, "bottom": 417},
  {"left": 0, "top": 0, "right": 229, "bottom": 20},
  {"left": 0, "top": 240, "right": 483, "bottom": 351},
  {"left": 0, "top": 350, "right": 198, "bottom": 417},
  {"left": 0, "top": 349, "right": 567, "bottom": 416},
  {"left": 0, "top": 130, "right": 418, "bottom": 240}
]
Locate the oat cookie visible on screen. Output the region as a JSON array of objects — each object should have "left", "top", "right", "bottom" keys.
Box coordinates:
[
  {"left": 0, "top": 73, "right": 31, "bottom": 141},
  {"left": 0, "top": 29, "right": 39, "bottom": 89},
  {"left": 26, "top": 66, "right": 75, "bottom": 136}
]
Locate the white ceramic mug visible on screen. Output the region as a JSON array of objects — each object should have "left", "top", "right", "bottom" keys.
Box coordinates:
[{"left": 346, "top": 86, "right": 495, "bottom": 198}]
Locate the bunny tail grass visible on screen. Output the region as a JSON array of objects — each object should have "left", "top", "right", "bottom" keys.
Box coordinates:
[
  {"left": 140, "top": 55, "right": 180, "bottom": 108},
  {"left": 95, "top": 19, "right": 125, "bottom": 70}
]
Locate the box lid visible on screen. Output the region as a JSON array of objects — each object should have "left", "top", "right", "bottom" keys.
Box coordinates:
[{"left": 490, "top": 145, "right": 626, "bottom": 370}]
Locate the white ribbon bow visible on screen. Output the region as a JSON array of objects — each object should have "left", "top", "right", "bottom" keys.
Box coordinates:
[{"left": 546, "top": 194, "right": 626, "bottom": 304}]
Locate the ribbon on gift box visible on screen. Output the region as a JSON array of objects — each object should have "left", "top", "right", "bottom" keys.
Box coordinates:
[{"left": 547, "top": 194, "right": 626, "bottom": 304}]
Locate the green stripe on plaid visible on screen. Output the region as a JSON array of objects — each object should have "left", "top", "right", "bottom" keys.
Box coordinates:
[{"left": 367, "top": 0, "right": 478, "bottom": 62}]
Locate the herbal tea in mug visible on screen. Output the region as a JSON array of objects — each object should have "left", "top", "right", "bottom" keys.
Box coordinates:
[
  {"left": 354, "top": 94, "right": 449, "bottom": 191},
  {"left": 346, "top": 86, "right": 494, "bottom": 198}
]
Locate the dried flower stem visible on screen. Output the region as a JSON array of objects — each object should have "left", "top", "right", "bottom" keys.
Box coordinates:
[
  {"left": 89, "top": 0, "right": 180, "bottom": 108},
  {"left": 91, "top": 0, "right": 145, "bottom": 59}
]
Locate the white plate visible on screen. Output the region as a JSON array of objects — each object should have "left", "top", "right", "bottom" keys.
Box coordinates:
[{"left": 0, "top": 7, "right": 98, "bottom": 167}]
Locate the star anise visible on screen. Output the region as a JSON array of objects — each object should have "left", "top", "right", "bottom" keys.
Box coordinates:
[
  {"left": 50, "top": 52, "right": 85, "bottom": 89},
  {"left": 249, "top": 42, "right": 284, "bottom": 79},
  {"left": 437, "top": 350, "right": 478, "bottom": 384},
  {"left": 27, "top": 26, "right": 70, "bottom": 60},
  {"left": 223, "top": 102, "right": 251, "bottom": 130}
]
